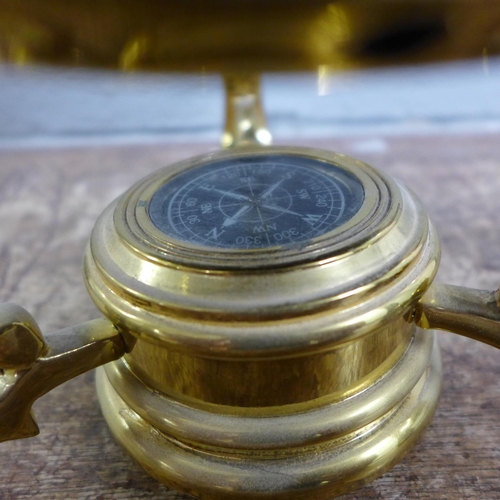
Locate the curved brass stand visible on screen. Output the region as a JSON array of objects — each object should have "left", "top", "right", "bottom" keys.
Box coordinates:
[{"left": 222, "top": 74, "right": 272, "bottom": 148}]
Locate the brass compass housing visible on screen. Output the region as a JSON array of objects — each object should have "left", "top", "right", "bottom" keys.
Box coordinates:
[
  {"left": 1, "top": 142, "right": 499, "bottom": 499},
  {"left": 83, "top": 146, "right": 441, "bottom": 499}
]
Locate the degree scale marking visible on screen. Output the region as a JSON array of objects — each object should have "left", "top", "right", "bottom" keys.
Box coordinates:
[
  {"left": 179, "top": 163, "right": 338, "bottom": 247},
  {"left": 148, "top": 156, "right": 364, "bottom": 250}
]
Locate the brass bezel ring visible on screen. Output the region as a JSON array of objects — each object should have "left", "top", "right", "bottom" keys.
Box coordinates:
[{"left": 116, "top": 146, "right": 398, "bottom": 270}]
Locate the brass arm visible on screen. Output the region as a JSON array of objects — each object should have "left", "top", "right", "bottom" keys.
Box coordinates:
[
  {"left": 2, "top": 282, "right": 499, "bottom": 445},
  {"left": 415, "top": 283, "right": 500, "bottom": 349},
  {"left": 0, "top": 303, "right": 125, "bottom": 443}
]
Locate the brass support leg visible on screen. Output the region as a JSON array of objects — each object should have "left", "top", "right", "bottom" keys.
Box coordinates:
[{"left": 222, "top": 73, "right": 272, "bottom": 148}]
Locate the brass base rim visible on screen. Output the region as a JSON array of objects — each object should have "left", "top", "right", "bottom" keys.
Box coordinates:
[
  {"left": 96, "top": 336, "right": 442, "bottom": 499},
  {"left": 103, "top": 328, "right": 434, "bottom": 450}
]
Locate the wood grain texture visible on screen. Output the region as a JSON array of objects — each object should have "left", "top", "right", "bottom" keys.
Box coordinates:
[{"left": 0, "top": 134, "right": 499, "bottom": 499}]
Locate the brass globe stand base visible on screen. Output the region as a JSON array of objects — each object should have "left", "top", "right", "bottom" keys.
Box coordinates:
[{"left": 96, "top": 332, "right": 442, "bottom": 500}]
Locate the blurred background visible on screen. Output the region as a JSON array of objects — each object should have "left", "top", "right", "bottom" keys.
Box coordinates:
[
  {"left": 0, "top": 57, "right": 500, "bottom": 149},
  {"left": 1, "top": 0, "right": 500, "bottom": 149}
]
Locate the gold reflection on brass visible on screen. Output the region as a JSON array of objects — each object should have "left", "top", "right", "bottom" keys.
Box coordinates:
[
  {"left": 1, "top": 1, "right": 500, "bottom": 71},
  {"left": 309, "top": 3, "right": 351, "bottom": 64},
  {"left": 222, "top": 73, "right": 272, "bottom": 148},
  {"left": 317, "top": 64, "right": 330, "bottom": 96},
  {"left": 97, "top": 338, "right": 442, "bottom": 499},
  {"left": 0, "top": 304, "right": 124, "bottom": 443},
  {"left": 415, "top": 283, "right": 500, "bottom": 349},
  {"left": 119, "top": 35, "right": 150, "bottom": 71},
  {"left": 124, "top": 317, "right": 412, "bottom": 409}
]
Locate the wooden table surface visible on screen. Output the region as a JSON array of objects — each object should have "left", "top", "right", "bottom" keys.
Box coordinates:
[{"left": 0, "top": 134, "right": 499, "bottom": 499}]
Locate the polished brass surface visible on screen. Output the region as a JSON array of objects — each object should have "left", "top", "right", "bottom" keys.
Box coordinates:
[
  {"left": 0, "top": 303, "right": 125, "bottom": 443},
  {"left": 103, "top": 329, "right": 436, "bottom": 450},
  {"left": 81, "top": 144, "right": 443, "bottom": 497},
  {"left": 122, "top": 317, "right": 412, "bottom": 408},
  {"left": 1, "top": 0, "right": 500, "bottom": 71},
  {"left": 415, "top": 283, "right": 500, "bottom": 349},
  {"left": 97, "top": 336, "right": 442, "bottom": 499}
]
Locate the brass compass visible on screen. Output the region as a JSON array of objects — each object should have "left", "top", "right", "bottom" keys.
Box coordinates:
[
  {"left": 2, "top": 76, "right": 500, "bottom": 497},
  {"left": 1, "top": 2, "right": 500, "bottom": 499}
]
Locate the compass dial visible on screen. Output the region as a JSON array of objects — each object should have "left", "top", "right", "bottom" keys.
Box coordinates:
[{"left": 148, "top": 154, "right": 364, "bottom": 250}]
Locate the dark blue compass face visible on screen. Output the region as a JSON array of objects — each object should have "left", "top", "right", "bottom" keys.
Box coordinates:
[{"left": 148, "top": 154, "right": 365, "bottom": 250}]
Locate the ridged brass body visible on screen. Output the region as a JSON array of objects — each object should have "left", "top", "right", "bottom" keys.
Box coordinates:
[{"left": 83, "top": 146, "right": 442, "bottom": 498}]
